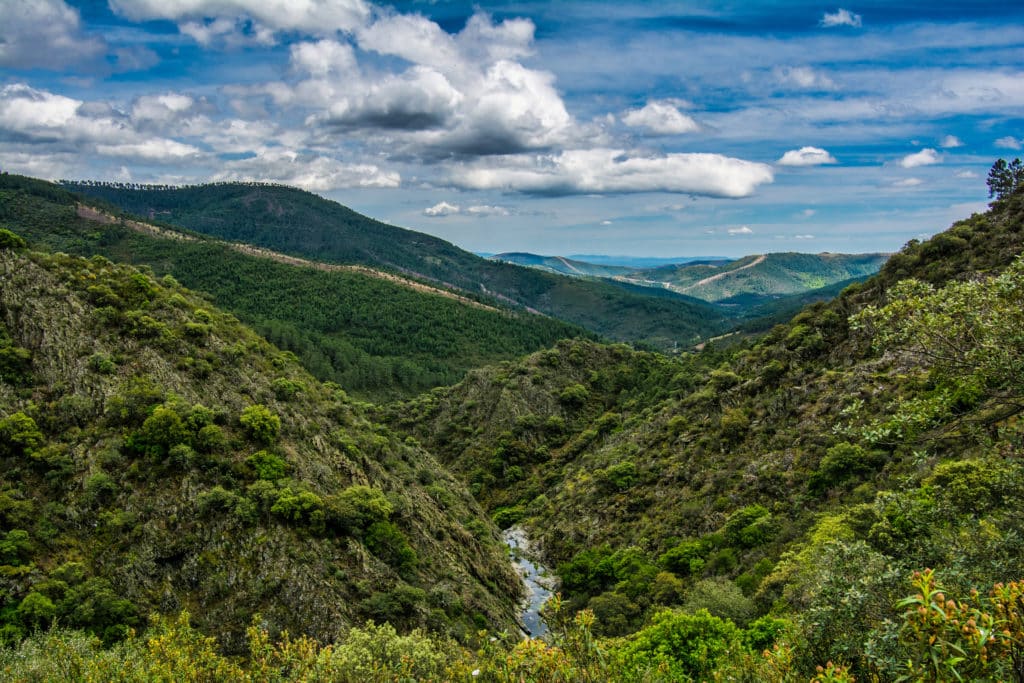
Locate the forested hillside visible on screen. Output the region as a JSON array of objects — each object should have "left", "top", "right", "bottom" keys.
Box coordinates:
[
  {"left": 0, "top": 175, "right": 588, "bottom": 400},
  {"left": 62, "top": 181, "right": 730, "bottom": 350},
  {"left": 3, "top": 173, "right": 1024, "bottom": 681},
  {"left": 384, "top": 186, "right": 1024, "bottom": 679},
  {"left": 0, "top": 229, "right": 522, "bottom": 652},
  {"left": 620, "top": 251, "right": 889, "bottom": 302}
]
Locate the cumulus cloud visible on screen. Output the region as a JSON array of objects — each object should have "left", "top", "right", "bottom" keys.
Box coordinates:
[
  {"left": 212, "top": 149, "right": 400, "bottom": 191},
  {"left": 728, "top": 226, "right": 754, "bottom": 235},
  {"left": 892, "top": 177, "right": 924, "bottom": 187},
  {"left": 900, "top": 148, "right": 940, "bottom": 168},
  {"left": 108, "top": 0, "right": 371, "bottom": 40},
  {"left": 0, "top": 0, "right": 105, "bottom": 69},
  {"left": 821, "top": 9, "right": 862, "bottom": 28},
  {"left": 0, "top": 83, "right": 196, "bottom": 161},
  {"left": 777, "top": 147, "right": 837, "bottom": 166},
  {"left": 131, "top": 93, "right": 198, "bottom": 125},
  {"left": 940, "top": 135, "right": 963, "bottom": 148},
  {"left": 450, "top": 149, "right": 774, "bottom": 197},
  {"left": 622, "top": 101, "right": 700, "bottom": 135},
  {"left": 422, "top": 202, "right": 510, "bottom": 217},
  {"left": 96, "top": 140, "right": 202, "bottom": 161},
  {"left": 773, "top": 66, "right": 834, "bottom": 89},
  {"left": 996, "top": 136, "right": 1022, "bottom": 150},
  {"left": 423, "top": 201, "right": 461, "bottom": 217}
]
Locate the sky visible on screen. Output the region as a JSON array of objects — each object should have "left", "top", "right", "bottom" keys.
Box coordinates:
[{"left": 1, "top": 1, "right": 1022, "bottom": 257}]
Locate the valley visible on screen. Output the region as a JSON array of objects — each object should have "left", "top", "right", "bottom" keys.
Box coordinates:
[{"left": 1, "top": 171, "right": 1024, "bottom": 681}]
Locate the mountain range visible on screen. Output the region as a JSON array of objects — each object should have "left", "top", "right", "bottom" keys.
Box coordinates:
[{"left": 2, "top": 171, "right": 1023, "bottom": 680}]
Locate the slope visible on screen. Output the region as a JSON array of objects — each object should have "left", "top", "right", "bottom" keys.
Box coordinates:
[
  {"left": 489, "top": 252, "right": 635, "bottom": 278},
  {"left": 1, "top": 175, "right": 588, "bottom": 401},
  {"left": 620, "top": 251, "right": 889, "bottom": 303},
  {"left": 386, "top": 188, "right": 1024, "bottom": 676},
  {"left": 62, "top": 181, "right": 730, "bottom": 349},
  {"left": 0, "top": 229, "right": 523, "bottom": 651}
]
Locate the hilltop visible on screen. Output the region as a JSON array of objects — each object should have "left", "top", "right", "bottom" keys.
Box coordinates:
[
  {"left": 62, "top": 181, "right": 730, "bottom": 350},
  {"left": 1, "top": 175, "right": 588, "bottom": 400}
]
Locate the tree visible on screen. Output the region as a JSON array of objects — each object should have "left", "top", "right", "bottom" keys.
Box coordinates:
[{"left": 987, "top": 157, "right": 1024, "bottom": 199}]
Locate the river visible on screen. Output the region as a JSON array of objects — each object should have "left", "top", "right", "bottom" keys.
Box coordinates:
[{"left": 503, "top": 526, "right": 556, "bottom": 638}]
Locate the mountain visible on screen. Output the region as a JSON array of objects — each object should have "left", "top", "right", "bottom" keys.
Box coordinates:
[
  {"left": 0, "top": 230, "right": 522, "bottom": 651},
  {"left": 384, "top": 188, "right": 1024, "bottom": 677},
  {"left": 489, "top": 252, "right": 636, "bottom": 278},
  {"left": 569, "top": 254, "right": 730, "bottom": 268},
  {"left": 1, "top": 175, "right": 588, "bottom": 401},
  {"left": 619, "top": 251, "right": 889, "bottom": 302},
  {"left": 62, "top": 181, "right": 731, "bottom": 350}
]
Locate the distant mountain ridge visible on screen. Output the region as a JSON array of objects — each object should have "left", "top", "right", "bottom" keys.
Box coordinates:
[
  {"left": 62, "top": 181, "right": 731, "bottom": 350},
  {"left": 488, "top": 250, "right": 889, "bottom": 304}
]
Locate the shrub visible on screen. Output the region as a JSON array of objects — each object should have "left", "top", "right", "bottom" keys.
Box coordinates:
[
  {"left": 327, "top": 485, "right": 394, "bottom": 533},
  {"left": 365, "top": 521, "right": 418, "bottom": 574},
  {"left": 683, "top": 578, "right": 755, "bottom": 627},
  {"left": 613, "top": 608, "right": 743, "bottom": 681},
  {"left": 723, "top": 504, "right": 774, "bottom": 548},
  {"left": 239, "top": 404, "right": 281, "bottom": 444},
  {"left": 0, "top": 412, "right": 44, "bottom": 457},
  {"left": 0, "top": 228, "right": 27, "bottom": 250},
  {"left": 559, "top": 383, "right": 590, "bottom": 407},
  {"left": 0, "top": 345, "right": 32, "bottom": 385},
  {"left": 127, "top": 404, "right": 187, "bottom": 459},
  {"left": 247, "top": 450, "right": 288, "bottom": 480}
]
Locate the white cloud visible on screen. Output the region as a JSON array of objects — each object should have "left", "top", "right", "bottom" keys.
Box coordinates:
[
  {"left": 0, "top": 0, "right": 105, "bottom": 69},
  {"left": 939, "top": 135, "right": 963, "bottom": 148},
  {"left": 466, "top": 204, "right": 510, "bottom": 216},
  {"left": 821, "top": 9, "right": 862, "bottom": 28},
  {"left": 892, "top": 177, "right": 924, "bottom": 187},
  {"left": 423, "top": 201, "right": 461, "bottom": 217},
  {"left": 96, "top": 140, "right": 201, "bottom": 161},
  {"left": 108, "top": 0, "right": 371, "bottom": 39},
  {"left": 622, "top": 101, "right": 700, "bottom": 135},
  {"left": 131, "top": 93, "right": 197, "bottom": 125},
  {"left": 794, "top": 234, "right": 815, "bottom": 239},
  {"left": 900, "top": 148, "right": 940, "bottom": 168},
  {"left": 0, "top": 83, "right": 196, "bottom": 161},
  {"left": 995, "top": 136, "right": 1022, "bottom": 150},
  {"left": 777, "top": 146, "right": 837, "bottom": 166},
  {"left": 955, "top": 170, "right": 979, "bottom": 179},
  {"left": 450, "top": 149, "right": 774, "bottom": 197},
  {"left": 212, "top": 149, "right": 400, "bottom": 191},
  {"left": 801, "top": 208, "right": 816, "bottom": 217},
  {"left": 728, "top": 226, "right": 754, "bottom": 235},
  {"left": 773, "top": 66, "right": 834, "bottom": 89}
]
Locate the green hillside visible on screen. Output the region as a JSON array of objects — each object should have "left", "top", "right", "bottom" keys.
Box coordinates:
[
  {"left": 62, "top": 181, "right": 730, "bottom": 349},
  {"left": 489, "top": 252, "right": 635, "bottom": 278},
  {"left": 384, "top": 188, "right": 1024, "bottom": 678},
  {"left": 1, "top": 175, "right": 588, "bottom": 401},
  {"left": 622, "top": 251, "right": 889, "bottom": 302},
  {"left": 0, "top": 231, "right": 522, "bottom": 652}
]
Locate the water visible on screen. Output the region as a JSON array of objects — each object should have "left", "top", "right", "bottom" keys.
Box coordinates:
[{"left": 503, "top": 526, "right": 556, "bottom": 638}]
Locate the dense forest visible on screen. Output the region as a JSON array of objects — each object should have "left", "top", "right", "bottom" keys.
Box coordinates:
[
  {"left": 0, "top": 175, "right": 589, "bottom": 401},
  {"left": 62, "top": 180, "right": 731, "bottom": 350},
  {"left": 1, "top": 170, "right": 1024, "bottom": 681}
]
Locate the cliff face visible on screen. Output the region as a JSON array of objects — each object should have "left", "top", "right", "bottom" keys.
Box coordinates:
[{"left": 0, "top": 244, "right": 521, "bottom": 650}]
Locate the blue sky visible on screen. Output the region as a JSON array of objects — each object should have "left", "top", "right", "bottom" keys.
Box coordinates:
[{"left": 1, "top": 1, "right": 1022, "bottom": 257}]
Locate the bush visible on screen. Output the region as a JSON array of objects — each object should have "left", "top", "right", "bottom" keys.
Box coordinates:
[
  {"left": 247, "top": 450, "right": 288, "bottom": 480},
  {"left": 0, "top": 412, "right": 44, "bottom": 457},
  {"left": 365, "top": 521, "right": 418, "bottom": 574},
  {"left": 327, "top": 485, "right": 394, "bottom": 533},
  {"left": 683, "top": 578, "right": 755, "bottom": 627},
  {"left": 723, "top": 504, "right": 774, "bottom": 548},
  {"left": 559, "top": 383, "right": 590, "bottom": 407},
  {"left": 0, "top": 228, "right": 28, "bottom": 250},
  {"left": 127, "top": 404, "right": 187, "bottom": 459},
  {"left": 614, "top": 608, "right": 743, "bottom": 681},
  {"left": 240, "top": 404, "right": 281, "bottom": 444}
]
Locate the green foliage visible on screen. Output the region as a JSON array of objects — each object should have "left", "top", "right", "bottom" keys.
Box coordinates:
[
  {"left": 246, "top": 450, "right": 288, "bottom": 480},
  {"left": 0, "top": 227, "right": 28, "bottom": 250},
  {"left": 328, "top": 485, "right": 394, "bottom": 533},
  {"left": 614, "top": 608, "right": 743, "bottom": 681},
  {"left": 239, "top": 404, "right": 281, "bottom": 444},
  {"left": 127, "top": 404, "right": 187, "bottom": 458},
  {"left": 559, "top": 383, "right": 590, "bottom": 407},
  {"left": 987, "top": 157, "right": 1024, "bottom": 199},
  {"left": 723, "top": 504, "right": 774, "bottom": 549},
  {"left": 365, "top": 521, "right": 418, "bottom": 574},
  {"left": 0, "top": 412, "right": 44, "bottom": 457}
]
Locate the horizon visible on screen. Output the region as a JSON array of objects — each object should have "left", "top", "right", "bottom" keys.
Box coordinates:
[{"left": 1, "top": 1, "right": 1021, "bottom": 257}]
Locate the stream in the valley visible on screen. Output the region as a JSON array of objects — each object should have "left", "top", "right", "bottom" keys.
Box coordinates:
[{"left": 503, "top": 526, "right": 556, "bottom": 638}]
